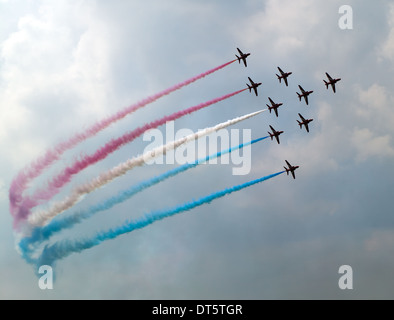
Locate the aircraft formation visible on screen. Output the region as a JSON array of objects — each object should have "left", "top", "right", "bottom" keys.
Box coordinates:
[{"left": 235, "top": 48, "right": 341, "bottom": 179}]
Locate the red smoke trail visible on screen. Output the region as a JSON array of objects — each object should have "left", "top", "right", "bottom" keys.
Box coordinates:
[
  {"left": 9, "top": 59, "right": 236, "bottom": 219},
  {"left": 14, "top": 87, "right": 247, "bottom": 226}
]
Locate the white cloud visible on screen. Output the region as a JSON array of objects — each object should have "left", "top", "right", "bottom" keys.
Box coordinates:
[
  {"left": 379, "top": 3, "right": 394, "bottom": 62},
  {"left": 232, "top": 0, "right": 321, "bottom": 56},
  {"left": 0, "top": 1, "right": 117, "bottom": 167},
  {"left": 354, "top": 84, "right": 394, "bottom": 136},
  {"left": 357, "top": 84, "right": 389, "bottom": 111},
  {"left": 351, "top": 127, "right": 394, "bottom": 162}
]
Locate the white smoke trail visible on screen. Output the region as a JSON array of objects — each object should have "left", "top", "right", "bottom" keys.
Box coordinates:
[{"left": 28, "top": 109, "right": 265, "bottom": 228}]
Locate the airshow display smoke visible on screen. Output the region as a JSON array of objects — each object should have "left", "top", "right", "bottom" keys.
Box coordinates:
[
  {"left": 14, "top": 87, "right": 246, "bottom": 226},
  {"left": 28, "top": 109, "right": 264, "bottom": 228},
  {"left": 10, "top": 54, "right": 290, "bottom": 274},
  {"left": 9, "top": 59, "right": 236, "bottom": 226},
  {"left": 37, "top": 171, "right": 285, "bottom": 268},
  {"left": 20, "top": 135, "right": 269, "bottom": 257}
]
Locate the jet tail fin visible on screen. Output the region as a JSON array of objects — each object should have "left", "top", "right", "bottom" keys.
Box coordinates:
[
  {"left": 297, "top": 120, "right": 302, "bottom": 128},
  {"left": 247, "top": 84, "right": 251, "bottom": 92},
  {"left": 276, "top": 74, "right": 281, "bottom": 83},
  {"left": 323, "top": 80, "right": 329, "bottom": 89},
  {"left": 297, "top": 93, "right": 302, "bottom": 101},
  {"left": 236, "top": 55, "right": 240, "bottom": 63}
]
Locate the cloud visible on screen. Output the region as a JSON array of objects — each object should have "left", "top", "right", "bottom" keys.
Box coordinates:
[
  {"left": 0, "top": 1, "right": 120, "bottom": 168},
  {"left": 232, "top": 0, "right": 321, "bottom": 56},
  {"left": 358, "top": 84, "right": 389, "bottom": 111},
  {"left": 365, "top": 229, "right": 394, "bottom": 253},
  {"left": 2, "top": 0, "right": 394, "bottom": 299},
  {"left": 351, "top": 127, "right": 394, "bottom": 162},
  {"left": 379, "top": 3, "right": 394, "bottom": 63},
  {"left": 355, "top": 84, "right": 394, "bottom": 131}
]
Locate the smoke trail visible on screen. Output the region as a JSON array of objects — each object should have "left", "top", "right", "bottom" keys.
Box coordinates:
[
  {"left": 20, "top": 135, "right": 269, "bottom": 255},
  {"left": 15, "top": 88, "right": 246, "bottom": 226},
  {"left": 37, "top": 171, "right": 285, "bottom": 267},
  {"left": 28, "top": 109, "right": 265, "bottom": 228},
  {"left": 9, "top": 59, "right": 236, "bottom": 221}
]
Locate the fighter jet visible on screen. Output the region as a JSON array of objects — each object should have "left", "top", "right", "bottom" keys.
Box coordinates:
[
  {"left": 276, "top": 67, "right": 292, "bottom": 87},
  {"left": 247, "top": 77, "right": 262, "bottom": 96},
  {"left": 296, "top": 85, "right": 314, "bottom": 105},
  {"left": 324, "top": 72, "right": 341, "bottom": 93},
  {"left": 268, "top": 125, "right": 284, "bottom": 144},
  {"left": 235, "top": 48, "right": 250, "bottom": 67},
  {"left": 284, "top": 160, "right": 299, "bottom": 179},
  {"left": 266, "top": 97, "right": 283, "bottom": 117},
  {"left": 297, "top": 113, "right": 313, "bottom": 133}
]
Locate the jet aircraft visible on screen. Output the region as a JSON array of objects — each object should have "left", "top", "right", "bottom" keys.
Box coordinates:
[
  {"left": 268, "top": 125, "right": 284, "bottom": 144},
  {"left": 296, "top": 85, "right": 313, "bottom": 105},
  {"left": 324, "top": 72, "right": 341, "bottom": 93},
  {"left": 266, "top": 97, "right": 283, "bottom": 117},
  {"left": 276, "top": 67, "right": 292, "bottom": 87},
  {"left": 297, "top": 113, "right": 313, "bottom": 133},
  {"left": 235, "top": 48, "right": 250, "bottom": 67},
  {"left": 284, "top": 160, "right": 299, "bottom": 179},
  {"left": 247, "top": 77, "right": 262, "bottom": 96}
]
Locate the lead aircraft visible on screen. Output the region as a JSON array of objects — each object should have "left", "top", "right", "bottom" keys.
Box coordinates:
[{"left": 235, "top": 48, "right": 250, "bottom": 67}]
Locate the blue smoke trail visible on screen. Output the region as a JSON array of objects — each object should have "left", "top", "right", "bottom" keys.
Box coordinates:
[
  {"left": 37, "top": 170, "right": 285, "bottom": 267},
  {"left": 19, "top": 136, "right": 269, "bottom": 261}
]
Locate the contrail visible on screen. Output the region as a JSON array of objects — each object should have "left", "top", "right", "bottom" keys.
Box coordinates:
[
  {"left": 9, "top": 59, "right": 236, "bottom": 224},
  {"left": 15, "top": 88, "right": 247, "bottom": 226},
  {"left": 37, "top": 171, "right": 285, "bottom": 268},
  {"left": 19, "top": 135, "right": 269, "bottom": 256},
  {"left": 27, "top": 109, "right": 265, "bottom": 228}
]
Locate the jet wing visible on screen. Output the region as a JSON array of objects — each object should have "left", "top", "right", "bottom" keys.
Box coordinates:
[
  {"left": 331, "top": 83, "right": 336, "bottom": 93},
  {"left": 237, "top": 48, "right": 243, "bottom": 55},
  {"left": 253, "top": 86, "right": 258, "bottom": 96},
  {"left": 298, "top": 85, "right": 305, "bottom": 93},
  {"left": 269, "top": 125, "right": 275, "bottom": 132},
  {"left": 291, "top": 171, "right": 296, "bottom": 179},
  {"left": 274, "top": 108, "right": 278, "bottom": 117},
  {"left": 285, "top": 160, "right": 291, "bottom": 167},
  {"left": 278, "top": 67, "right": 284, "bottom": 75},
  {"left": 284, "top": 77, "right": 289, "bottom": 87},
  {"left": 242, "top": 59, "right": 247, "bottom": 67},
  {"left": 268, "top": 97, "right": 274, "bottom": 105},
  {"left": 305, "top": 123, "right": 310, "bottom": 133},
  {"left": 298, "top": 113, "right": 306, "bottom": 122},
  {"left": 304, "top": 95, "right": 309, "bottom": 105},
  {"left": 275, "top": 135, "right": 280, "bottom": 144},
  {"left": 326, "top": 72, "right": 333, "bottom": 81}
]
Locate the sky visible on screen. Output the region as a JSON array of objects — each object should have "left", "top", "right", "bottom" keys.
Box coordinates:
[{"left": 1, "top": 0, "right": 394, "bottom": 299}]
